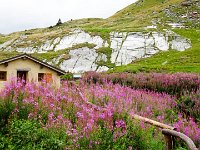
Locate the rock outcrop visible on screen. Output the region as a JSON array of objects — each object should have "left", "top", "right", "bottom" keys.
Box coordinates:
[
  {"left": 0, "top": 29, "right": 191, "bottom": 73},
  {"left": 110, "top": 30, "right": 191, "bottom": 66}
]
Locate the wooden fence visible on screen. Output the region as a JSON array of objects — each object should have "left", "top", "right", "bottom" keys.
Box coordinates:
[
  {"left": 76, "top": 87, "right": 198, "bottom": 150},
  {"left": 132, "top": 114, "right": 198, "bottom": 150},
  {"left": 86, "top": 100, "right": 199, "bottom": 149}
]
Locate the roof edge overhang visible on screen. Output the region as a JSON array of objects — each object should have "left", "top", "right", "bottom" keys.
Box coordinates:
[{"left": 0, "top": 54, "right": 66, "bottom": 75}]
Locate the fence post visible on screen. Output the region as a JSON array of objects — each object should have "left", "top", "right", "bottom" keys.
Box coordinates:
[
  {"left": 163, "top": 133, "right": 173, "bottom": 150},
  {"left": 162, "top": 129, "right": 198, "bottom": 150}
]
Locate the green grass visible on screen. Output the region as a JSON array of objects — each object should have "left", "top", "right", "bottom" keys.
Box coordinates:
[
  {"left": 96, "top": 47, "right": 115, "bottom": 68},
  {"left": 62, "top": 0, "right": 186, "bottom": 32},
  {"left": 0, "top": 35, "right": 13, "bottom": 45},
  {"left": 111, "top": 29, "right": 200, "bottom": 73},
  {"left": 106, "top": 0, "right": 185, "bottom": 30},
  {"left": 0, "top": 51, "right": 22, "bottom": 60},
  {"left": 84, "top": 28, "right": 111, "bottom": 42},
  {"left": 1, "top": 25, "right": 71, "bottom": 49},
  {"left": 96, "top": 47, "right": 112, "bottom": 58}
]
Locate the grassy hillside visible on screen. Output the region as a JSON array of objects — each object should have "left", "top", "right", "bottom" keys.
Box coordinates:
[
  {"left": 3, "top": 0, "right": 198, "bottom": 41},
  {"left": 77, "top": 0, "right": 199, "bottom": 31},
  {"left": 0, "top": 0, "right": 199, "bottom": 73},
  {"left": 111, "top": 29, "right": 200, "bottom": 73}
]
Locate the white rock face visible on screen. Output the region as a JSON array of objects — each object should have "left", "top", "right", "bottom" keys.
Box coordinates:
[
  {"left": 47, "top": 55, "right": 63, "bottom": 66},
  {"left": 0, "top": 29, "right": 192, "bottom": 73},
  {"left": 104, "top": 41, "right": 109, "bottom": 47},
  {"left": 38, "top": 40, "right": 54, "bottom": 52},
  {"left": 53, "top": 37, "right": 61, "bottom": 45},
  {"left": 60, "top": 47, "right": 108, "bottom": 73},
  {"left": 170, "top": 37, "right": 191, "bottom": 51},
  {"left": 0, "top": 40, "right": 14, "bottom": 49},
  {"left": 97, "top": 66, "right": 109, "bottom": 72},
  {"left": 152, "top": 32, "right": 169, "bottom": 51},
  {"left": 145, "top": 25, "right": 157, "bottom": 29},
  {"left": 55, "top": 29, "right": 104, "bottom": 50},
  {"left": 110, "top": 31, "right": 191, "bottom": 66},
  {"left": 168, "top": 23, "right": 185, "bottom": 29},
  {"left": 17, "top": 47, "right": 37, "bottom": 53}
]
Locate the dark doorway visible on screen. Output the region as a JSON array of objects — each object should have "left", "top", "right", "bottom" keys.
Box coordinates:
[{"left": 17, "top": 71, "right": 27, "bottom": 83}]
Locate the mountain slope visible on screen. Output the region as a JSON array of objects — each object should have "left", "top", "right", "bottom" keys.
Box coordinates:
[
  {"left": 0, "top": 0, "right": 199, "bottom": 73},
  {"left": 112, "top": 29, "right": 200, "bottom": 73}
]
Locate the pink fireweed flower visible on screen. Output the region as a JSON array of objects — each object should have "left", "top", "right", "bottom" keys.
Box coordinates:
[
  {"left": 146, "top": 106, "right": 151, "bottom": 113},
  {"left": 115, "top": 120, "right": 126, "bottom": 129},
  {"left": 28, "top": 113, "right": 33, "bottom": 119},
  {"left": 107, "top": 109, "right": 113, "bottom": 117},
  {"left": 57, "top": 115, "right": 63, "bottom": 120},
  {"left": 50, "top": 103, "right": 54, "bottom": 108},
  {"left": 76, "top": 112, "right": 84, "bottom": 119},
  {"left": 87, "top": 119, "right": 94, "bottom": 129},
  {"left": 48, "top": 112, "right": 54, "bottom": 119},
  {"left": 174, "top": 115, "right": 200, "bottom": 144},
  {"left": 99, "top": 113, "right": 106, "bottom": 119},
  {"left": 1, "top": 75, "right": 198, "bottom": 147}
]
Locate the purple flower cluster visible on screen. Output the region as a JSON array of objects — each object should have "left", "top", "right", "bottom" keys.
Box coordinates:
[
  {"left": 83, "top": 72, "right": 200, "bottom": 96},
  {"left": 0, "top": 77, "right": 199, "bottom": 146},
  {"left": 174, "top": 115, "right": 200, "bottom": 144}
]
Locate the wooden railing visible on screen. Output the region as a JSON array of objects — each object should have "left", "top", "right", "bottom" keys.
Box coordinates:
[
  {"left": 88, "top": 103, "right": 199, "bottom": 149},
  {"left": 132, "top": 114, "right": 175, "bottom": 130},
  {"left": 162, "top": 129, "right": 198, "bottom": 150},
  {"left": 133, "top": 114, "right": 198, "bottom": 150},
  {"left": 76, "top": 87, "right": 198, "bottom": 150}
]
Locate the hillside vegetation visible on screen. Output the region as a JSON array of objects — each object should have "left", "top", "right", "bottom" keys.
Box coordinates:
[
  {"left": 112, "top": 29, "right": 200, "bottom": 73},
  {"left": 0, "top": 0, "right": 199, "bottom": 73},
  {"left": 0, "top": 73, "right": 199, "bottom": 149}
]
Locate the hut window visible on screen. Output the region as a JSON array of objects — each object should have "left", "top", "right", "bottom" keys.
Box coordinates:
[
  {"left": 0, "top": 71, "right": 7, "bottom": 81},
  {"left": 38, "top": 73, "right": 52, "bottom": 82}
]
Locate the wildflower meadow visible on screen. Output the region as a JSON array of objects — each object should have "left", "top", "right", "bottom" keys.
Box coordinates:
[{"left": 0, "top": 72, "right": 199, "bottom": 149}]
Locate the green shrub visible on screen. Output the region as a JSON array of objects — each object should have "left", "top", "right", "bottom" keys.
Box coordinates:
[
  {"left": 176, "top": 92, "right": 200, "bottom": 122},
  {"left": 2, "top": 119, "right": 70, "bottom": 149},
  {"left": 77, "top": 120, "right": 164, "bottom": 150},
  {"left": 0, "top": 94, "right": 15, "bottom": 128},
  {"left": 0, "top": 133, "right": 14, "bottom": 149},
  {"left": 0, "top": 92, "right": 33, "bottom": 129},
  {"left": 61, "top": 73, "right": 73, "bottom": 80}
]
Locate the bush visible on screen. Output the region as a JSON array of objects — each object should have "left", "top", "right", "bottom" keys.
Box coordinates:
[
  {"left": 0, "top": 92, "right": 33, "bottom": 128},
  {"left": 176, "top": 91, "right": 200, "bottom": 122},
  {"left": 2, "top": 119, "right": 69, "bottom": 149},
  {"left": 0, "top": 78, "right": 199, "bottom": 148},
  {"left": 77, "top": 120, "right": 164, "bottom": 150},
  {"left": 0, "top": 94, "right": 15, "bottom": 128},
  {"left": 61, "top": 73, "right": 73, "bottom": 80},
  {"left": 83, "top": 72, "right": 200, "bottom": 97}
]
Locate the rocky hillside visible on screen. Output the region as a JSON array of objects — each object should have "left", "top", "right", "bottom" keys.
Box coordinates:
[{"left": 0, "top": 0, "right": 199, "bottom": 73}]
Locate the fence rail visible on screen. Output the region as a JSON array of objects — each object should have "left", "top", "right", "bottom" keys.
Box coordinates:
[
  {"left": 162, "top": 129, "right": 198, "bottom": 150},
  {"left": 132, "top": 114, "right": 175, "bottom": 130},
  {"left": 132, "top": 114, "right": 198, "bottom": 150},
  {"left": 76, "top": 87, "right": 198, "bottom": 150}
]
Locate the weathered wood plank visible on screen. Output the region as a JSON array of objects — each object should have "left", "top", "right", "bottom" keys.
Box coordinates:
[
  {"left": 132, "top": 114, "right": 175, "bottom": 130},
  {"left": 162, "top": 129, "right": 198, "bottom": 150}
]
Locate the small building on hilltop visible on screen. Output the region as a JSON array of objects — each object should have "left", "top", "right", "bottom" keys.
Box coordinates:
[{"left": 0, "top": 54, "right": 66, "bottom": 89}]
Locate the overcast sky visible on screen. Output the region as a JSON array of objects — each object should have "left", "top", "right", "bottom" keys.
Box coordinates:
[{"left": 0, "top": 0, "right": 137, "bottom": 34}]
